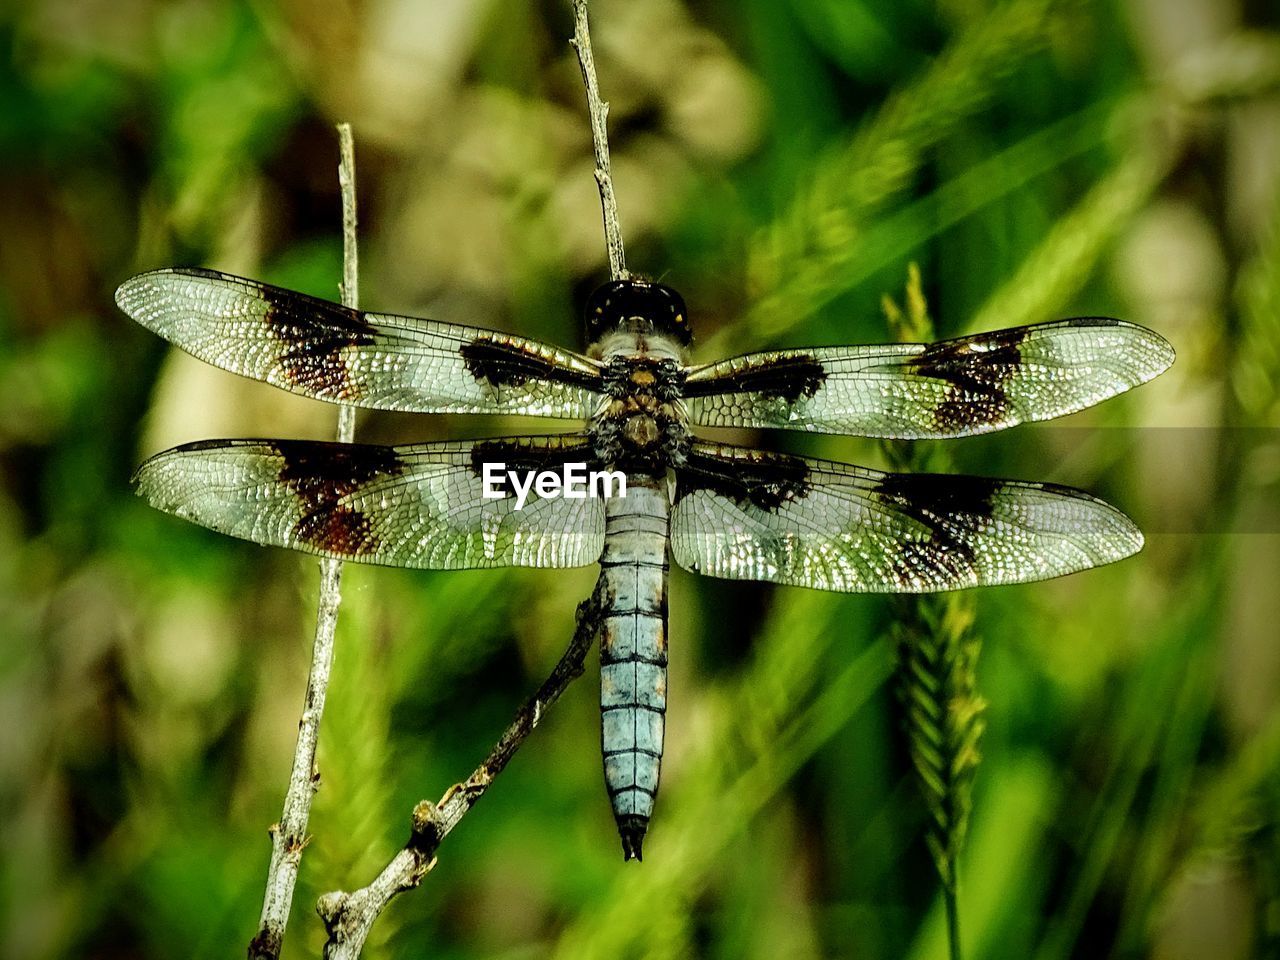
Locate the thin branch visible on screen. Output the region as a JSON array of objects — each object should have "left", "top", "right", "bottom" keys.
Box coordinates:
[
  {"left": 317, "top": 590, "right": 605, "bottom": 959},
  {"left": 336, "top": 123, "right": 359, "bottom": 446},
  {"left": 248, "top": 123, "right": 360, "bottom": 960},
  {"left": 571, "top": 0, "right": 628, "bottom": 280},
  {"left": 315, "top": 11, "right": 626, "bottom": 954}
]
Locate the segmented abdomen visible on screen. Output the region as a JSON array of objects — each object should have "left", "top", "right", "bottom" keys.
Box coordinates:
[{"left": 598, "top": 477, "right": 669, "bottom": 861}]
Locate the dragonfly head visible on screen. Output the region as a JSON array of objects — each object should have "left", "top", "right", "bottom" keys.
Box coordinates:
[{"left": 585, "top": 278, "right": 692, "bottom": 349}]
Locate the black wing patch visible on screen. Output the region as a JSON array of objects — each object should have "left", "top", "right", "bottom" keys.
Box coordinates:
[
  {"left": 870, "top": 472, "right": 1003, "bottom": 574},
  {"left": 248, "top": 272, "right": 379, "bottom": 399},
  {"left": 674, "top": 446, "right": 812, "bottom": 512},
  {"left": 275, "top": 440, "right": 408, "bottom": 556},
  {"left": 905, "top": 327, "right": 1027, "bottom": 433},
  {"left": 681, "top": 352, "right": 828, "bottom": 405},
  {"left": 459, "top": 337, "right": 601, "bottom": 393}
]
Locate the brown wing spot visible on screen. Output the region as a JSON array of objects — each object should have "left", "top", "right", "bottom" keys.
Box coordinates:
[
  {"left": 260, "top": 284, "right": 376, "bottom": 400},
  {"left": 274, "top": 441, "right": 405, "bottom": 555},
  {"left": 907, "top": 328, "right": 1029, "bottom": 432},
  {"left": 294, "top": 504, "right": 380, "bottom": 557}
]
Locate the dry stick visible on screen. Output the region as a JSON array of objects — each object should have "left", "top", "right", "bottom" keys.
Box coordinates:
[
  {"left": 248, "top": 123, "right": 360, "bottom": 960},
  {"left": 316, "top": 6, "right": 626, "bottom": 955},
  {"left": 317, "top": 590, "right": 604, "bottom": 958},
  {"left": 571, "top": 0, "right": 628, "bottom": 280}
]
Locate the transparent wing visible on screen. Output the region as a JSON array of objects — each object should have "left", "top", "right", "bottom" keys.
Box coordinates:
[
  {"left": 117, "top": 268, "right": 605, "bottom": 418},
  {"left": 670, "top": 442, "right": 1143, "bottom": 593},
  {"left": 135, "top": 435, "right": 606, "bottom": 570},
  {"left": 684, "top": 318, "right": 1174, "bottom": 439}
]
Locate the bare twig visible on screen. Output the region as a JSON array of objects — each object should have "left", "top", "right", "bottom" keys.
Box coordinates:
[
  {"left": 336, "top": 124, "right": 359, "bottom": 446},
  {"left": 571, "top": 0, "right": 628, "bottom": 280},
  {"left": 248, "top": 124, "right": 360, "bottom": 960},
  {"left": 314, "top": 10, "right": 629, "bottom": 954},
  {"left": 317, "top": 591, "right": 605, "bottom": 959}
]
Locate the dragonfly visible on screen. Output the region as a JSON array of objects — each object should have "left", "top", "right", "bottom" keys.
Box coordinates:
[{"left": 117, "top": 268, "right": 1173, "bottom": 860}]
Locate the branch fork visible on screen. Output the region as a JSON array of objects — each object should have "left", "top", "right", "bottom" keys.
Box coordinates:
[{"left": 317, "top": 591, "right": 603, "bottom": 958}]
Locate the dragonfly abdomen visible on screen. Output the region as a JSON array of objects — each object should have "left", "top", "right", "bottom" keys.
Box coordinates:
[{"left": 598, "top": 477, "right": 670, "bottom": 862}]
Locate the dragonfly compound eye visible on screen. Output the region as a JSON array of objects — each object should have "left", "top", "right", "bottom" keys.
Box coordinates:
[{"left": 585, "top": 279, "right": 692, "bottom": 347}]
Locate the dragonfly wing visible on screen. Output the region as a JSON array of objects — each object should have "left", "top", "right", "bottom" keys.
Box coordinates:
[
  {"left": 135, "top": 435, "right": 606, "bottom": 570},
  {"left": 670, "top": 442, "right": 1143, "bottom": 593},
  {"left": 684, "top": 318, "right": 1174, "bottom": 439},
  {"left": 117, "top": 268, "right": 605, "bottom": 418}
]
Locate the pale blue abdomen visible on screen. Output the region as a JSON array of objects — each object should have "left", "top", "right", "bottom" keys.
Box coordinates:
[{"left": 598, "top": 479, "right": 669, "bottom": 861}]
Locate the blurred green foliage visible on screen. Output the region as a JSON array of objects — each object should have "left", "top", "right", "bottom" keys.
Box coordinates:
[{"left": 1, "top": 0, "right": 1278, "bottom": 958}]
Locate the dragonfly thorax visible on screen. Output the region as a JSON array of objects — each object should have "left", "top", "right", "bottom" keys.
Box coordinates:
[{"left": 591, "top": 356, "right": 689, "bottom": 475}]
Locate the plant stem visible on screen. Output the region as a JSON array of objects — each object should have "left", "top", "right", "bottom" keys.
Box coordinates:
[
  {"left": 946, "top": 880, "right": 962, "bottom": 960},
  {"left": 317, "top": 590, "right": 605, "bottom": 959},
  {"left": 336, "top": 123, "right": 359, "bottom": 447},
  {"left": 248, "top": 123, "right": 359, "bottom": 960},
  {"left": 571, "top": 0, "right": 627, "bottom": 280},
  {"left": 883, "top": 266, "right": 981, "bottom": 960}
]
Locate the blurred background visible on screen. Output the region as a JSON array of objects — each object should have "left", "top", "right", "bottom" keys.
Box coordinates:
[{"left": 2, "top": 0, "right": 1278, "bottom": 957}]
